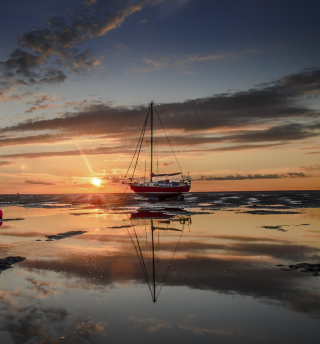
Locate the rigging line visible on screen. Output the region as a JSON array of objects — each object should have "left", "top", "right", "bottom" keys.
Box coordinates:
[
  {"left": 151, "top": 221, "right": 156, "bottom": 302},
  {"left": 124, "top": 107, "right": 150, "bottom": 178},
  {"left": 131, "top": 109, "right": 150, "bottom": 180},
  {"left": 119, "top": 182, "right": 130, "bottom": 202},
  {"left": 133, "top": 227, "right": 151, "bottom": 292},
  {"left": 156, "top": 141, "right": 159, "bottom": 174},
  {"left": 133, "top": 225, "right": 154, "bottom": 296},
  {"left": 154, "top": 106, "right": 183, "bottom": 177},
  {"left": 126, "top": 109, "right": 149, "bottom": 179},
  {"left": 127, "top": 227, "right": 152, "bottom": 294},
  {"left": 126, "top": 108, "right": 149, "bottom": 178},
  {"left": 133, "top": 226, "right": 150, "bottom": 283},
  {"left": 155, "top": 223, "right": 185, "bottom": 301}
]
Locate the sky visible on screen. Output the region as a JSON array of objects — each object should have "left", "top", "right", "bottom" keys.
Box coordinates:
[{"left": 0, "top": 0, "right": 320, "bottom": 193}]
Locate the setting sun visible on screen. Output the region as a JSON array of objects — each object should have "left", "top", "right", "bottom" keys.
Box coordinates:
[{"left": 92, "top": 178, "right": 101, "bottom": 187}]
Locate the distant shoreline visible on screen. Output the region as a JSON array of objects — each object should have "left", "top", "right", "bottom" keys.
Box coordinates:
[{"left": 1, "top": 190, "right": 320, "bottom": 196}]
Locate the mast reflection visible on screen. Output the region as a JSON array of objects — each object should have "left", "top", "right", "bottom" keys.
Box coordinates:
[{"left": 127, "top": 210, "right": 191, "bottom": 303}]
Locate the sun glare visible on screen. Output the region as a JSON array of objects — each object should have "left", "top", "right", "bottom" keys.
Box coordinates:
[{"left": 92, "top": 178, "right": 101, "bottom": 187}]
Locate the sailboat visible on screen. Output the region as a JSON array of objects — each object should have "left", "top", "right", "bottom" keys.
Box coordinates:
[{"left": 125, "top": 102, "right": 191, "bottom": 201}]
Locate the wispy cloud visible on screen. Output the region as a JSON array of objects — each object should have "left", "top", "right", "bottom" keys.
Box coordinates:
[
  {"left": 304, "top": 151, "right": 320, "bottom": 155},
  {"left": 175, "top": 49, "right": 259, "bottom": 65},
  {"left": 23, "top": 97, "right": 88, "bottom": 113},
  {"left": 0, "top": 134, "right": 71, "bottom": 148},
  {"left": 197, "top": 173, "right": 307, "bottom": 181},
  {"left": 25, "top": 104, "right": 60, "bottom": 113},
  {"left": 0, "top": 161, "right": 12, "bottom": 167},
  {"left": 25, "top": 180, "right": 56, "bottom": 185},
  {"left": 28, "top": 94, "right": 56, "bottom": 106},
  {"left": 0, "top": 145, "right": 131, "bottom": 159},
  {"left": 126, "top": 49, "right": 259, "bottom": 73},
  {"left": 193, "top": 143, "right": 282, "bottom": 152},
  {"left": 300, "top": 163, "right": 320, "bottom": 171}
]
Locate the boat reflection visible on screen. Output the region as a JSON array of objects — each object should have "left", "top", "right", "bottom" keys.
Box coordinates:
[{"left": 127, "top": 209, "right": 191, "bottom": 303}]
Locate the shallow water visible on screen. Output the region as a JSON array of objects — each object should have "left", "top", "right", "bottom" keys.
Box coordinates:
[{"left": 0, "top": 192, "right": 320, "bottom": 343}]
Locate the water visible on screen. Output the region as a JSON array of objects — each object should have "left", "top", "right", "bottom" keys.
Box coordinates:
[{"left": 0, "top": 191, "right": 320, "bottom": 343}]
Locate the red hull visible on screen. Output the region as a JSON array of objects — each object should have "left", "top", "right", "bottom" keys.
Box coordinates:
[{"left": 130, "top": 184, "right": 190, "bottom": 199}]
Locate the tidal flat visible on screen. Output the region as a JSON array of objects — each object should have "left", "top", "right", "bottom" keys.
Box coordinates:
[{"left": 0, "top": 191, "right": 320, "bottom": 343}]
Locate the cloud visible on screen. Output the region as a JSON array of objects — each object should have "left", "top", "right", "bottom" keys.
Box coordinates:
[
  {"left": 280, "top": 67, "right": 320, "bottom": 95},
  {"left": 33, "top": 95, "right": 51, "bottom": 104},
  {"left": 0, "top": 48, "right": 66, "bottom": 86},
  {"left": 0, "top": 143, "right": 311, "bottom": 162},
  {"left": 220, "top": 123, "right": 319, "bottom": 143},
  {"left": 25, "top": 180, "right": 56, "bottom": 185},
  {"left": 25, "top": 104, "right": 60, "bottom": 113},
  {"left": 0, "top": 145, "right": 130, "bottom": 159},
  {"left": 304, "top": 151, "right": 320, "bottom": 155},
  {"left": 0, "top": 104, "right": 149, "bottom": 135},
  {"left": 0, "top": 134, "right": 71, "bottom": 148},
  {"left": 0, "top": 0, "right": 151, "bottom": 91},
  {"left": 1, "top": 48, "right": 45, "bottom": 76},
  {"left": 0, "top": 82, "right": 28, "bottom": 102},
  {"left": 23, "top": 96, "right": 88, "bottom": 113},
  {"left": 197, "top": 173, "right": 307, "bottom": 181},
  {"left": 300, "top": 163, "right": 320, "bottom": 171},
  {"left": 0, "top": 161, "right": 11, "bottom": 167},
  {"left": 1, "top": 82, "right": 317, "bottom": 135},
  {"left": 0, "top": 68, "right": 319, "bottom": 155},
  {"left": 188, "top": 143, "right": 283, "bottom": 153},
  {"left": 126, "top": 49, "right": 259, "bottom": 73},
  {"left": 167, "top": 122, "right": 319, "bottom": 147},
  {"left": 17, "top": 0, "right": 146, "bottom": 67},
  {"left": 39, "top": 69, "right": 67, "bottom": 84}
]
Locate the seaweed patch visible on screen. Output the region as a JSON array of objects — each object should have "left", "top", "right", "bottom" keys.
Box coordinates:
[
  {"left": 45, "top": 230, "right": 87, "bottom": 241},
  {"left": 277, "top": 263, "right": 320, "bottom": 277},
  {"left": 0, "top": 256, "right": 26, "bottom": 271},
  {"left": 260, "top": 225, "right": 287, "bottom": 232}
]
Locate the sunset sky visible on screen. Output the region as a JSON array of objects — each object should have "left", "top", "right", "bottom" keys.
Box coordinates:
[{"left": 0, "top": 0, "right": 320, "bottom": 193}]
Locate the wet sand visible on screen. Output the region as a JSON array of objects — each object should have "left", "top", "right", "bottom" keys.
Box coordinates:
[{"left": 0, "top": 191, "right": 320, "bottom": 343}]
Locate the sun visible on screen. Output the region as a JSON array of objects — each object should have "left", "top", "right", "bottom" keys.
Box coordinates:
[{"left": 92, "top": 178, "right": 101, "bottom": 187}]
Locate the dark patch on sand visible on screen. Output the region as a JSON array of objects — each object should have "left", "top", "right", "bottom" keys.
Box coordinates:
[
  {"left": 0, "top": 256, "right": 26, "bottom": 271},
  {"left": 261, "top": 225, "right": 287, "bottom": 232},
  {"left": 278, "top": 263, "right": 320, "bottom": 277},
  {"left": 0, "top": 218, "right": 25, "bottom": 222},
  {"left": 69, "top": 212, "right": 92, "bottom": 216},
  {"left": 45, "top": 230, "right": 87, "bottom": 241},
  {"left": 242, "top": 210, "right": 302, "bottom": 215}
]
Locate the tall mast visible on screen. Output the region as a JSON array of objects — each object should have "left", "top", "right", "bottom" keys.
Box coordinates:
[{"left": 150, "top": 102, "right": 154, "bottom": 182}]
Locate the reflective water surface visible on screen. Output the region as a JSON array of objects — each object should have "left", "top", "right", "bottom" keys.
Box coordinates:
[{"left": 0, "top": 192, "right": 320, "bottom": 343}]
